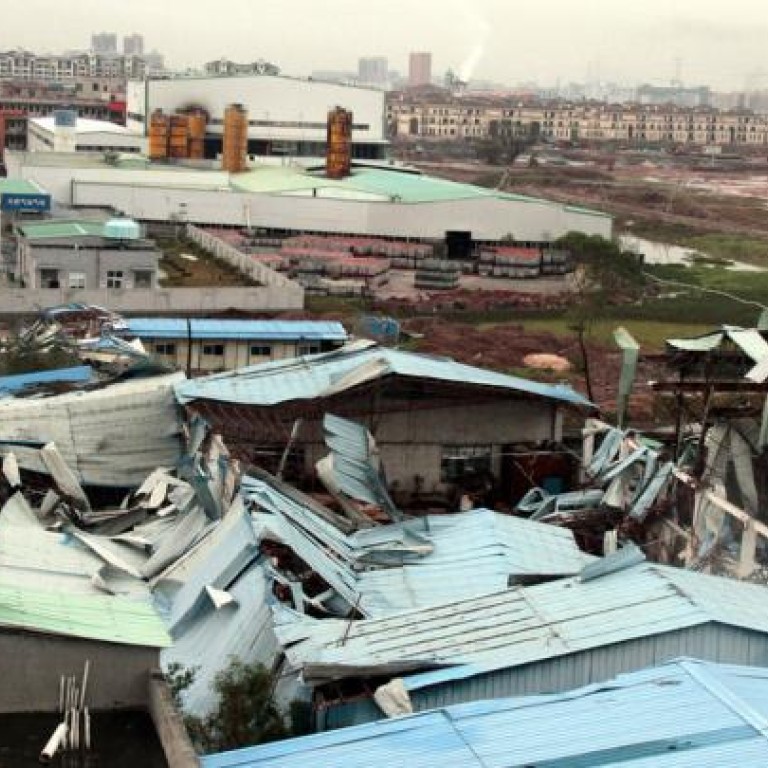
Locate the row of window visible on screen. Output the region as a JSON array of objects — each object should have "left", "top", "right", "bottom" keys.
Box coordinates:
[
  {"left": 153, "top": 342, "right": 320, "bottom": 357},
  {"left": 37, "top": 269, "right": 153, "bottom": 290}
]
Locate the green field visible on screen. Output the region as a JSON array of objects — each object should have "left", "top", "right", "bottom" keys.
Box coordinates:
[{"left": 499, "top": 318, "right": 711, "bottom": 350}]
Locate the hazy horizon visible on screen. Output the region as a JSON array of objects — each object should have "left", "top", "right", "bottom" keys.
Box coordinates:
[{"left": 3, "top": 0, "right": 768, "bottom": 90}]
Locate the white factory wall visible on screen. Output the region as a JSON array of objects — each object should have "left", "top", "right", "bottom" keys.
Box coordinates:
[
  {"left": 0, "top": 286, "right": 304, "bottom": 315},
  {"left": 127, "top": 75, "right": 386, "bottom": 143},
  {"left": 5, "top": 158, "right": 231, "bottom": 205},
  {"left": 70, "top": 180, "right": 612, "bottom": 241}
]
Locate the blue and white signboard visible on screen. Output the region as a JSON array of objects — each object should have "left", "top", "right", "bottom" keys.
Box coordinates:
[{"left": 1, "top": 193, "right": 51, "bottom": 212}]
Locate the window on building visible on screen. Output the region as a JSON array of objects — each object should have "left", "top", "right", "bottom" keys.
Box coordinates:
[
  {"left": 133, "top": 270, "right": 153, "bottom": 289},
  {"left": 441, "top": 444, "right": 493, "bottom": 484},
  {"left": 67, "top": 271, "right": 86, "bottom": 289},
  {"left": 297, "top": 343, "right": 320, "bottom": 356},
  {"left": 154, "top": 342, "right": 176, "bottom": 356},
  {"left": 250, "top": 344, "right": 272, "bottom": 357},
  {"left": 202, "top": 344, "right": 224, "bottom": 356},
  {"left": 39, "top": 268, "right": 60, "bottom": 289},
  {"left": 106, "top": 270, "right": 124, "bottom": 288}
]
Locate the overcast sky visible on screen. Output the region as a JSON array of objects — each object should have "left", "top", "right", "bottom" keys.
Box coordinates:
[{"left": 4, "top": 0, "right": 768, "bottom": 90}]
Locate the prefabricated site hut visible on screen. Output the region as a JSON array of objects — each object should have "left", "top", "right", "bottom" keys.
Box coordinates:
[
  {"left": 174, "top": 341, "right": 593, "bottom": 504},
  {"left": 123, "top": 317, "right": 348, "bottom": 374}
]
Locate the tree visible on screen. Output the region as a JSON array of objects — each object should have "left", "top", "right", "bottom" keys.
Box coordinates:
[
  {"left": 556, "top": 233, "right": 647, "bottom": 403},
  {"left": 167, "top": 659, "right": 292, "bottom": 754}
]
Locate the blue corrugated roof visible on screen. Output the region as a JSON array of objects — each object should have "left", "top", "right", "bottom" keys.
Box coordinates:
[
  {"left": 0, "top": 365, "right": 92, "bottom": 394},
  {"left": 175, "top": 341, "right": 592, "bottom": 408},
  {"left": 201, "top": 658, "right": 768, "bottom": 767},
  {"left": 272, "top": 560, "right": 768, "bottom": 687},
  {"left": 243, "top": 475, "right": 593, "bottom": 618},
  {"left": 126, "top": 318, "right": 348, "bottom": 342}
]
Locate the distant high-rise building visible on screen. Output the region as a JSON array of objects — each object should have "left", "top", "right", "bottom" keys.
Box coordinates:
[
  {"left": 123, "top": 34, "right": 144, "bottom": 56},
  {"left": 408, "top": 52, "right": 432, "bottom": 88},
  {"left": 91, "top": 32, "right": 117, "bottom": 55},
  {"left": 358, "top": 56, "right": 388, "bottom": 86}
]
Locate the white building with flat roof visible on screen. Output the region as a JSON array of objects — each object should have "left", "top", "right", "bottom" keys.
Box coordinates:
[
  {"left": 126, "top": 74, "right": 388, "bottom": 161},
  {"left": 27, "top": 115, "right": 146, "bottom": 154}
]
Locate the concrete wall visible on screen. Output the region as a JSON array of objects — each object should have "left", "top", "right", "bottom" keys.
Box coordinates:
[
  {"left": 69, "top": 180, "right": 612, "bottom": 242},
  {"left": 21, "top": 242, "right": 158, "bottom": 289},
  {"left": 0, "top": 630, "right": 159, "bottom": 713},
  {"left": 148, "top": 671, "right": 200, "bottom": 768},
  {"left": 0, "top": 285, "right": 304, "bottom": 316},
  {"left": 187, "top": 224, "right": 298, "bottom": 290}
]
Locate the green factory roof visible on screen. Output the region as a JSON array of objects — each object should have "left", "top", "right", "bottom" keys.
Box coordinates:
[
  {"left": 17, "top": 219, "right": 108, "bottom": 240},
  {"left": 230, "top": 166, "right": 549, "bottom": 205},
  {"left": 0, "top": 179, "right": 47, "bottom": 196},
  {"left": 0, "top": 583, "right": 171, "bottom": 647}
]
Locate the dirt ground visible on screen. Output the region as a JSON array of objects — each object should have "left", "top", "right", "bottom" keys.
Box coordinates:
[
  {"left": 374, "top": 269, "right": 574, "bottom": 301},
  {"left": 405, "top": 316, "right": 662, "bottom": 421},
  {"left": 414, "top": 157, "right": 768, "bottom": 241}
]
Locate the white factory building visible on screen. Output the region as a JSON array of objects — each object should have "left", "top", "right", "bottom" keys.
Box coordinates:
[
  {"left": 27, "top": 113, "right": 147, "bottom": 155},
  {"left": 3, "top": 151, "right": 612, "bottom": 244},
  {"left": 126, "top": 74, "right": 388, "bottom": 161}
]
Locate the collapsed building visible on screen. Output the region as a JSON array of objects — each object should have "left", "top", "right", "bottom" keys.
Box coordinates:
[
  {"left": 3, "top": 313, "right": 768, "bottom": 763},
  {"left": 175, "top": 340, "right": 593, "bottom": 507}
]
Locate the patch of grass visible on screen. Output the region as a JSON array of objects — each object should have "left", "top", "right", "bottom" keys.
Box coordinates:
[{"left": 486, "top": 317, "right": 711, "bottom": 351}]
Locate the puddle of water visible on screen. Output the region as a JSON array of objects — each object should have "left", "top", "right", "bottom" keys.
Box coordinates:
[
  {"left": 0, "top": 710, "right": 168, "bottom": 768},
  {"left": 620, "top": 235, "right": 765, "bottom": 272}
]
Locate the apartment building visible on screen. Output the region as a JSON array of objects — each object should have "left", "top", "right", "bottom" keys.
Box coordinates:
[
  {"left": 388, "top": 95, "right": 768, "bottom": 147},
  {"left": 0, "top": 49, "right": 155, "bottom": 82}
]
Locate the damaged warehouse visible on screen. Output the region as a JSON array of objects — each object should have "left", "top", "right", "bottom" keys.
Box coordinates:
[
  {"left": 175, "top": 340, "right": 593, "bottom": 509},
  {"left": 4, "top": 307, "right": 768, "bottom": 764}
]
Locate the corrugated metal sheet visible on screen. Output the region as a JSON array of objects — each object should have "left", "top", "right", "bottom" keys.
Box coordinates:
[
  {"left": 273, "top": 562, "right": 768, "bottom": 686},
  {"left": 403, "top": 625, "right": 768, "bottom": 718},
  {"left": 0, "top": 372, "right": 185, "bottom": 487},
  {"left": 175, "top": 341, "right": 592, "bottom": 408},
  {"left": 0, "top": 365, "right": 93, "bottom": 394},
  {"left": 0, "top": 583, "right": 170, "bottom": 647},
  {"left": 0, "top": 496, "right": 148, "bottom": 597},
  {"left": 667, "top": 326, "right": 768, "bottom": 366},
  {"left": 160, "top": 562, "right": 278, "bottom": 718},
  {"left": 126, "top": 318, "right": 348, "bottom": 342},
  {"left": 154, "top": 497, "right": 278, "bottom": 717},
  {"left": 242, "top": 476, "right": 592, "bottom": 618},
  {"left": 201, "top": 658, "right": 768, "bottom": 768}
]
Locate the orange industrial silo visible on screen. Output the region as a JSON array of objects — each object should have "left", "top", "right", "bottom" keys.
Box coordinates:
[
  {"left": 326, "top": 106, "right": 352, "bottom": 179},
  {"left": 169, "top": 113, "right": 190, "bottom": 159},
  {"left": 148, "top": 109, "right": 170, "bottom": 160},
  {"left": 187, "top": 110, "right": 207, "bottom": 160},
  {"left": 222, "top": 103, "right": 248, "bottom": 173}
]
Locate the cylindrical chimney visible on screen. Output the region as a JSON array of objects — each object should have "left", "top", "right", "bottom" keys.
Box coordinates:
[
  {"left": 222, "top": 103, "right": 248, "bottom": 173},
  {"left": 148, "top": 109, "right": 170, "bottom": 160},
  {"left": 326, "top": 106, "right": 352, "bottom": 179}
]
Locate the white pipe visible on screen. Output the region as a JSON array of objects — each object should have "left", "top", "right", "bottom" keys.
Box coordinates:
[
  {"left": 79, "top": 660, "right": 90, "bottom": 710},
  {"left": 71, "top": 710, "right": 79, "bottom": 751},
  {"left": 39, "top": 722, "right": 68, "bottom": 764},
  {"left": 84, "top": 707, "right": 91, "bottom": 750},
  {"left": 58, "top": 676, "right": 65, "bottom": 714}
]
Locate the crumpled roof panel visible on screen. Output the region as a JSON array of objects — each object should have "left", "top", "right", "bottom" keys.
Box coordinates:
[{"left": 174, "top": 342, "right": 592, "bottom": 408}]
